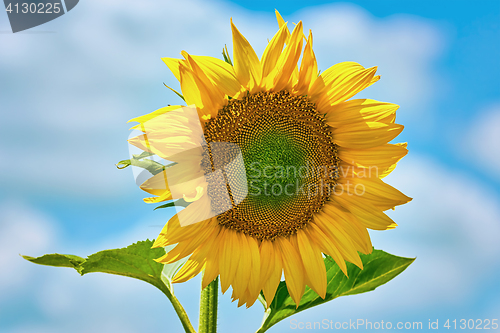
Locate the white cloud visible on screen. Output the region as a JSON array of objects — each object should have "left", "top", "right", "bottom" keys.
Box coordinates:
[
  {"left": 379, "top": 154, "right": 500, "bottom": 297},
  {"left": 387, "top": 155, "right": 500, "bottom": 252},
  {"left": 464, "top": 104, "right": 500, "bottom": 180},
  {"left": 294, "top": 3, "right": 446, "bottom": 116},
  {"left": 0, "top": 200, "right": 57, "bottom": 293}
]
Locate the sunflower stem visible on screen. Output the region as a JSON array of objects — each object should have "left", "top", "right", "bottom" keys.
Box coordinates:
[
  {"left": 199, "top": 276, "right": 218, "bottom": 333},
  {"left": 156, "top": 281, "right": 196, "bottom": 333}
]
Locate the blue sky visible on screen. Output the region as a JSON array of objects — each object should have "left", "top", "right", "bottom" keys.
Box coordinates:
[{"left": 1, "top": 0, "right": 499, "bottom": 332}]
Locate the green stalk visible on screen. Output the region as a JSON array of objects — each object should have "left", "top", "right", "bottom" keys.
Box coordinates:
[
  {"left": 155, "top": 280, "right": 196, "bottom": 333},
  {"left": 199, "top": 276, "right": 219, "bottom": 333}
]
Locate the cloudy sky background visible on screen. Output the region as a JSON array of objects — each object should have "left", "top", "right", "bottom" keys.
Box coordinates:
[{"left": 1, "top": 0, "right": 499, "bottom": 332}]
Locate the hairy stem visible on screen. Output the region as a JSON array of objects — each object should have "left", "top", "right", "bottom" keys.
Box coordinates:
[
  {"left": 199, "top": 276, "right": 219, "bottom": 333},
  {"left": 156, "top": 281, "right": 196, "bottom": 333}
]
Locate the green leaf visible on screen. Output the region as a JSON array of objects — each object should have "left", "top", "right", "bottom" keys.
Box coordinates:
[
  {"left": 21, "top": 253, "right": 85, "bottom": 268},
  {"left": 23, "top": 240, "right": 195, "bottom": 333},
  {"left": 116, "top": 153, "right": 174, "bottom": 176},
  {"left": 257, "top": 249, "right": 414, "bottom": 333}
]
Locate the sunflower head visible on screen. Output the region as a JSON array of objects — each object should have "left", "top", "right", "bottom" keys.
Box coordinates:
[{"left": 128, "top": 10, "right": 411, "bottom": 308}]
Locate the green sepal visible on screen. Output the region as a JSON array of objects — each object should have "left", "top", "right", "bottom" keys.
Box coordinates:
[
  {"left": 154, "top": 198, "right": 190, "bottom": 210},
  {"left": 222, "top": 45, "right": 233, "bottom": 66},
  {"left": 163, "top": 82, "right": 185, "bottom": 102},
  {"left": 116, "top": 152, "right": 174, "bottom": 176}
]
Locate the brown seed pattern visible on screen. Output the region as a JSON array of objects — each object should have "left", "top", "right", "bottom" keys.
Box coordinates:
[{"left": 203, "top": 91, "right": 339, "bottom": 241}]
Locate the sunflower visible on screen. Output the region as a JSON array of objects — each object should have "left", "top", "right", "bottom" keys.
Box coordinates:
[{"left": 128, "top": 11, "right": 411, "bottom": 308}]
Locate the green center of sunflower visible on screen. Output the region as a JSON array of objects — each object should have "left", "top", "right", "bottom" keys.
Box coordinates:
[{"left": 204, "top": 91, "right": 339, "bottom": 241}]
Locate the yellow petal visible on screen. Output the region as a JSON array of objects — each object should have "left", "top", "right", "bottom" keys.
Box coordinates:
[
  {"left": 219, "top": 229, "right": 239, "bottom": 293},
  {"left": 261, "top": 23, "right": 289, "bottom": 85},
  {"left": 130, "top": 111, "right": 194, "bottom": 134},
  {"left": 273, "top": 10, "right": 300, "bottom": 85},
  {"left": 379, "top": 163, "right": 397, "bottom": 179},
  {"left": 296, "top": 230, "right": 327, "bottom": 298},
  {"left": 231, "top": 18, "right": 262, "bottom": 92},
  {"left": 128, "top": 105, "right": 183, "bottom": 129},
  {"left": 259, "top": 240, "right": 274, "bottom": 283},
  {"left": 176, "top": 193, "right": 214, "bottom": 227},
  {"left": 200, "top": 229, "right": 222, "bottom": 288},
  {"left": 215, "top": 228, "right": 228, "bottom": 292},
  {"left": 326, "top": 99, "right": 399, "bottom": 128},
  {"left": 236, "top": 289, "right": 250, "bottom": 307},
  {"left": 161, "top": 57, "right": 182, "bottom": 82},
  {"left": 188, "top": 223, "right": 220, "bottom": 263},
  {"left": 172, "top": 258, "right": 205, "bottom": 283},
  {"left": 179, "top": 63, "right": 222, "bottom": 120},
  {"left": 179, "top": 63, "right": 206, "bottom": 109},
  {"left": 275, "top": 10, "right": 289, "bottom": 33},
  {"left": 338, "top": 157, "right": 402, "bottom": 181},
  {"left": 182, "top": 52, "right": 226, "bottom": 111},
  {"left": 276, "top": 237, "right": 305, "bottom": 307},
  {"left": 263, "top": 250, "right": 282, "bottom": 307},
  {"left": 316, "top": 66, "right": 378, "bottom": 111},
  {"left": 202, "top": 250, "right": 220, "bottom": 289},
  {"left": 336, "top": 175, "right": 412, "bottom": 210},
  {"left": 379, "top": 142, "right": 408, "bottom": 178},
  {"left": 128, "top": 133, "right": 199, "bottom": 160},
  {"left": 334, "top": 195, "right": 397, "bottom": 230},
  {"left": 152, "top": 214, "right": 208, "bottom": 248},
  {"left": 295, "top": 30, "right": 318, "bottom": 95},
  {"left": 246, "top": 236, "right": 261, "bottom": 299},
  {"left": 190, "top": 55, "right": 241, "bottom": 97},
  {"left": 307, "top": 222, "right": 348, "bottom": 276},
  {"left": 138, "top": 158, "right": 205, "bottom": 203},
  {"left": 309, "top": 61, "right": 363, "bottom": 101},
  {"left": 140, "top": 171, "right": 170, "bottom": 196},
  {"left": 143, "top": 190, "right": 173, "bottom": 204},
  {"left": 243, "top": 239, "right": 264, "bottom": 307},
  {"left": 332, "top": 122, "right": 404, "bottom": 149},
  {"left": 232, "top": 232, "right": 251, "bottom": 299},
  {"left": 155, "top": 222, "right": 215, "bottom": 264},
  {"left": 245, "top": 290, "right": 260, "bottom": 308},
  {"left": 314, "top": 211, "right": 363, "bottom": 269},
  {"left": 338, "top": 143, "right": 408, "bottom": 175},
  {"left": 271, "top": 21, "right": 304, "bottom": 92},
  {"left": 260, "top": 240, "right": 281, "bottom": 306},
  {"left": 322, "top": 202, "right": 373, "bottom": 254},
  {"left": 136, "top": 164, "right": 205, "bottom": 204}
]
